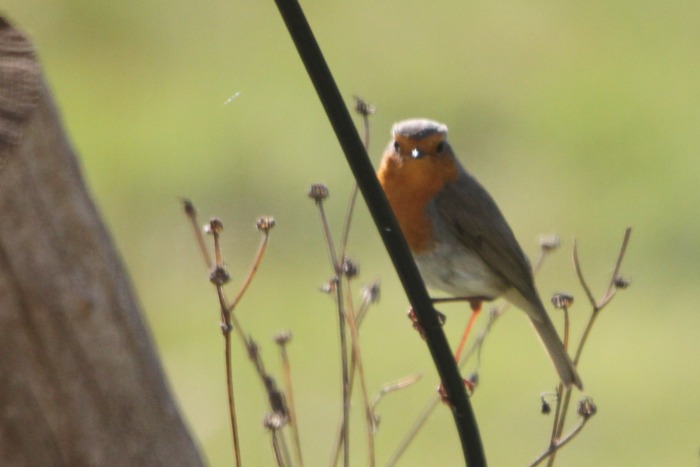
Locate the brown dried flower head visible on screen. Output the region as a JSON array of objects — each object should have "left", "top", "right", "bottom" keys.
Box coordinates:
[
  {"left": 204, "top": 218, "right": 224, "bottom": 235},
  {"left": 577, "top": 398, "right": 597, "bottom": 419},
  {"left": 256, "top": 215, "right": 276, "bottom": 233},
  {"left": 308, "top": 183, "right": 329, "bottom": 202},
  {"left": 551, "top": 292, "right": 574, "bottom": 309},
  {"left": 539, "top": 233, "right": 560, "bottom": 252},
  {"left": 273, "top": 330, "right": 292, "bottom": 346},
  {"left": 353, "top": 95, "right": 376, "bottom": 117}
]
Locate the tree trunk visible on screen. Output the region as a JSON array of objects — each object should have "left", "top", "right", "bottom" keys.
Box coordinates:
[{"left": 0, "top": 17, "right": 203, "bottom": 467}]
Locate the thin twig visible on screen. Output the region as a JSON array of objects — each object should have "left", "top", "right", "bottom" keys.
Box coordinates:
[
  {"left": 271, "top": 430, "right": 285, "bottom": 467},
  {"left": 316, "top": 196, "right": 340, "bottom": 274},
  {"left": 334, "top": 276, "right": 350, "bottom": 467},
  {"left": 370, "top": 374, "right": 422, "bottom": 415},
  {"left": 185, "top": 205, "right": 278, "bottom": 467},
  {"left": 182, "top": 199, "right": 213, "bottom": 269},
  {"left": 207, "top": 219, "right": 243, "bottom": 467},
  {"left": 343, "top": 278, "right": 376, "bottom": 467},
  {"left": 338, "top": 96, "right": 373, "bottom": 265},
  {"left": 572, "top": 239, "right": 596, "bottom": 309},
  {"left": 275, "top": 332, "right": 304, "bottom": 467},
  {"left": 309, "top": 184, "right": 354, "bottom": 467},
  {"left": 224, "top": 326, "right": 242, "bottom": 467},
  {"left": 548, "top": 229, "right": 632, "bottom": 466},
  {"left": 330, "top": 280, "right": 380, "bottom": 466},
  {"left": 228, "top": 218, "right": 274, "bottom": 312},
  {"left": 598, "top": 227, "right": 632, "bottom": 308},
  {"left": 531, "top": 414, "right": 591, "bottom": 467},
  {"left": 385, "top": 397, "right": 442, "bottom": 467}
]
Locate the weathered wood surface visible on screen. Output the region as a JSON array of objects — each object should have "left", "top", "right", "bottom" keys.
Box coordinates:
[{"left": 0, "top": 17, "right": 203, "bottom": 467}]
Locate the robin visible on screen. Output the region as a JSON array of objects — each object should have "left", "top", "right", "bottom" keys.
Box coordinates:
[{"left": 377, "top": 118, "right": 583, "bottom": 389}]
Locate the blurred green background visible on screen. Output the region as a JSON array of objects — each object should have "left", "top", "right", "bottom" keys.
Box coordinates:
[{"left": 5, "top": 1, "right": 699, "bottom": 465}]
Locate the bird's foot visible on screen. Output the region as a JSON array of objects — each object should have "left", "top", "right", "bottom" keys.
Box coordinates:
[{"left": 407, "top": 307, "right": 446, "bottom": 339}]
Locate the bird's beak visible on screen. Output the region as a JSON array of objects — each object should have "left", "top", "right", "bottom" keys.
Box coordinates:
[{"left": 411, "top": 148, "right": 424, "bottom": 159}]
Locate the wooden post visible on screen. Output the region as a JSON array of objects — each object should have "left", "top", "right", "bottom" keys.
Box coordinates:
[{"left": 0, "top": 17, "right": 203, "bottom": 466}]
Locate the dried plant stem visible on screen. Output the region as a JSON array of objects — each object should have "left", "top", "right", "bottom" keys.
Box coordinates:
[
  {"left": 311, "top": 190, "right": 356, "bottom": 467},
  {"left": 547, "top": 312, "right": 600, "bottom": 467},
  {"left": 214, "top": 281, "right": 242, "bottom": 466},
  {"left": 385, "top": 396, "right": 442, "bottom": 467},
  {"left": 184, "top": 202, "right": 277, "bottom": 467},
  {"left": 333, "top": 277, "right": 351, "bottom": 467},
  {"left": 370, "top": 374, "right": 422, "bottom": 413},
  {"left": 229, "top": 230, "right": 272, "bottom": 312},
  {"left": 339, "top": 185, "right": 359, "bottom": 265},
  {"left": 546, "top": 228, "right": 632, "bottom": 467},
  {"left": 223, "top": 323, "right": 242, "bottom": 466},
  {"left": 599, "top": 228, "right": 632, "bottom": 308},
  {"left": 278, "top": 430, "right": 293, "bottom": 467},
  {"left": 270, "top": 429, "right": 286, "bottom": 467},
  {"left": 531, "top": 416, "right": 590, "bottom": 467},
  {"left": 338, "top": 98, "right": 372, "bottom": 264},
  {"left": 572, "top": 239, "right": 596, "bottom": 308},
  {"left": 183, "top": 199, "right": 213, "bottom": 269},
  {"left": 317, "top": 201, "right": 340, "bottom": 271},
  {"left": 343, "top": 280, "right": 376, "bottom": 467},
  {"left": 279, "top": 343, "right": 303, "bottom": 467},
  {"left": 548, "top": 383, "right": 564, "bottom": 446},
  {"left": 330, "top": 281, "right": 380, "bottom": 466}
]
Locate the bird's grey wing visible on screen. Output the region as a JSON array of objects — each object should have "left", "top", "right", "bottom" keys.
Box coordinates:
[{"left": 433, "top": 171, "right": 540, "bottom": 305}]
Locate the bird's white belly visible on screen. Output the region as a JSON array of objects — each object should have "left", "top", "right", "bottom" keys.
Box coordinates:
[{"left": 413, "top": 241, "right": 508, "bottom": 300}]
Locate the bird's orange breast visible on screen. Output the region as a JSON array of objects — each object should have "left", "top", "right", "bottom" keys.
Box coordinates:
[{"left": 377, "top": 152, "right": 459, "bottom": 253}]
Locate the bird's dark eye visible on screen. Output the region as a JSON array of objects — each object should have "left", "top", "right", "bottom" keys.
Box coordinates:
[
  {"left": 436, "top": 141, "right": 445, "bottom": 153},
  {"left": 393, "top": 141, "right": 400, "bottom": 152}
]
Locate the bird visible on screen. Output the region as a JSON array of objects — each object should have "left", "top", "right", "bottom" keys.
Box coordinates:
[{"left": 377, "top": 118, "right": 583, "bottom": 389}]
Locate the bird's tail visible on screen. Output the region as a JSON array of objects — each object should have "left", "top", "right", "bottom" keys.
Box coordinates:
[
  {"left": 529, "top": 311, "right": 583, "bottom": 389},
  {"left": 504, "top": 289, "right": 583, "bottom": 389}
]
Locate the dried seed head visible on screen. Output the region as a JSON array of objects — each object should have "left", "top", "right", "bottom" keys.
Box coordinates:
[
  {"left": 308, "top": 183, "right": 329, "bottom": 202},
  {"left": 577, "top": 398, "right": 597, "bottom": 419},
  {"left": 613, "top": 275, "right": 631, "bottom": 289},
  {"left": 362, "top": 281, "right": 381, "bottom": 304},
  {"left": 262, "top": 412, "right": 288, "bottom": 431},
  {"left": 539, "top": 234, "right": 560, "bottom": 252},
  {"left": 264, "top": 375, "right": 289, "bottom": 416},
  {"left": 540, "top": 395, "right": 552, "bottom": 415},
  {"left": 246, "top": 337, "right": 259, "bottom": 360},
  {"left": 353, "top": 95, "right": 376, "bottom": 117},
  {"left": 204, "top": 218, "right": 224, "bottom": 235},
  {"left": 551, "top": 292, "right": 574, "bottom": 309},
  {"left": 209, "top": 266, "right": 231, "bottom": 286},
  {"left": 256, "top": 215, "right": 276, "bottom": 233},
  {"left": 343, "top": 257, "right": 359, "bottom": 278},
  {"left": 273, "top": 330, "right": 292, "bottom": 345},
  {"left": 182, "top": 198, "right": 196, "bottom": 216},
  {"left": 541, "top": 400, "right": 552, "bottom": 415}
]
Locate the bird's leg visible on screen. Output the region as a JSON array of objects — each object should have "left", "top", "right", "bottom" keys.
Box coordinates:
[
  {"left": 437, "top": 300, "right": 482, "bottom": 405},
  {"left": 453, "top": 299, "right": 482, "bottom": 363}
]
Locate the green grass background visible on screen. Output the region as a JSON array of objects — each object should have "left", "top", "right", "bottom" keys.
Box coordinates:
[{"left": 4, "top": 1, "right": 699, "bottom": 465}]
